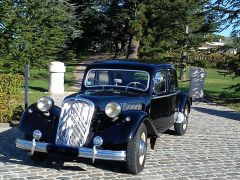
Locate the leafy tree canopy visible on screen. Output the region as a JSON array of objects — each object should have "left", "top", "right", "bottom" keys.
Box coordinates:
[
  {"left": 0, "top": 0, "right": 81, "bottom": 73},
  {"left": 76, "top": 0, "right": 216, "bottom": 59}
]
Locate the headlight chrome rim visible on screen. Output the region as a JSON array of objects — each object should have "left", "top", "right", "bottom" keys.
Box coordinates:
[
  {"left": 105, "top": 102, "right": 121, "bottom": 118},
  {"left": 37, "top": 96, "right": 53, "bottom": 112}
]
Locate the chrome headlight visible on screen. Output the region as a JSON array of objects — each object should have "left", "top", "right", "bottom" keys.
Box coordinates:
[
  {"left": 37, "top": 97, "right": 53, "bottom": 112},
  {"left": 105, "top": 102, "right": 121, "bottom": 118}
]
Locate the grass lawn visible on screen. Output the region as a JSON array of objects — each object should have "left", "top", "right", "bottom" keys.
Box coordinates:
[
  {"left": 28, "top": 56, "right": 88, "bottom": 104},
  {"left": 28, "top": 65, "right": 240, "bottom": 111},
  {"left": 178, "top": 67, "right": 240, "bottom": 111},
  {"left": 1, "top": 57, "right": 239, "bottom": 111}
]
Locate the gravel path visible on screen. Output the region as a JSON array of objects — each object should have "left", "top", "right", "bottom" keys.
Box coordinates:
[
  {"left": 71, "top": 54, "right": 112, "bottom": 91},
  {"left": 1, "top": 58, "right": 239, "bottom": 179},
  {"left": 0, "top": 101, "right": 239, "bottom": 179}
]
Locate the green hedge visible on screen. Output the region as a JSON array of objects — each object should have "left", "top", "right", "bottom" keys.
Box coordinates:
[{"left": 0, "top": 74, "right": 24, "bottom": 123}]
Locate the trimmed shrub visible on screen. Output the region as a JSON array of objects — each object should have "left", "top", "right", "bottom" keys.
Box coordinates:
[
  {"left": 188, "top": 59, "right": 211, "bottom": 68},
  {"left": 0, "top": 74, "right": 24, "bottom": 123}
]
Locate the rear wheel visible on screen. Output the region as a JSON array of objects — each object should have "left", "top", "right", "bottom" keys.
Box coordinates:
[
  {"left": 126, "top": 123, "right": 147, "bottom": 174},
  {"left": 174, "top": 105, "right": 189, "bottom": 136}
]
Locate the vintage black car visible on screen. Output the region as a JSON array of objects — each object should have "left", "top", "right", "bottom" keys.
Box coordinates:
[{"left": 16, "top": 60, "right": 191, "bottom": 174}]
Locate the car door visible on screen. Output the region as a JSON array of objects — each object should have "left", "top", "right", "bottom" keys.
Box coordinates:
[
  {"left": 150, "top": 70, "right": 172, "bottom": 133},
  {"left": 168, "top": 69, "right": 179, "bottom": 126}
]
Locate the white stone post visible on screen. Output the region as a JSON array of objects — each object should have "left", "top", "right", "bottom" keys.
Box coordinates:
[
  {"left": 189, "top": 67, "right": 206, "bottom": 99},
  {"left": 49, "top": 61, "right": 66, "bottom": 94}
]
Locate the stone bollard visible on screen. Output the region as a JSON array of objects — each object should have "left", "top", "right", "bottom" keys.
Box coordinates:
[
  {"left": 189, "top": 67, "right": 206, "bottom": 99},
  {"left": 49, "top": 61, "right": 66, "bottom": 94}
]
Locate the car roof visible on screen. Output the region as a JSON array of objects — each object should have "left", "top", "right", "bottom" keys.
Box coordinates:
[{"left": 86, "top": 59, "right": 175, "bottom": 72}]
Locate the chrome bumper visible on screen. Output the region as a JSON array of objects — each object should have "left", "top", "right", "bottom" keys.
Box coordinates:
[{"left": 16, "top": 139, "right": 126, "bottom": 161}]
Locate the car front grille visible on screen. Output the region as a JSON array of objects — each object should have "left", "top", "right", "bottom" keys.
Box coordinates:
[{"left": 55, "top": 97, "right": 94, "bottom": 147}]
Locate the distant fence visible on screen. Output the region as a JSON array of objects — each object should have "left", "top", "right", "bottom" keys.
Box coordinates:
[{"left": 188, "top": 54, "right": 226, "bottom": 63}]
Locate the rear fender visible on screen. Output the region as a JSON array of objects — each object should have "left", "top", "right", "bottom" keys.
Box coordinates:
[
  {"left": 175, "top": 92, "right": 191, "bottom": 123},
  {"left": 178, "top": 92, "right": 191, "bottom": 113}
]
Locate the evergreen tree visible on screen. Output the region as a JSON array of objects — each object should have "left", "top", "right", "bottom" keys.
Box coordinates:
[
  {"left": 209, "top": 0, "right": 239, "bottom": 34},
  {"left": 208, "top": 0, "right": 239, "bottom": 91},
  {"left": 0, "top": 0, "right": 80, "bottom": 72},
  {"left": 139, "top": 0, "right": 215, "bottom": 59},
  {"left": 78, "top": 0, "right": 214, "bottom": 59},
  {"left": 0, "top": 0, "right": 17, "bottom": 64}
]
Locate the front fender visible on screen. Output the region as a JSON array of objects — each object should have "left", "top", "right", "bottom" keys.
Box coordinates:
[
  {"left": 19, "top": 103, "right": 61, "bottom": 143},
  {"left": 90, "top": 111, "right": 148, "bottom": 149}
]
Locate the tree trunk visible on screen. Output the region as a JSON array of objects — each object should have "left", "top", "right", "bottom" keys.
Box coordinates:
[
  {"left": 179, "top": 51, "right": 187, "bottom": 80},
  {"left": 126, "top": 35, "right": 140, "bottom": 59}
]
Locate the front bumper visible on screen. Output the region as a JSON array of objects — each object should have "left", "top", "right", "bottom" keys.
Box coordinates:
[{"left": 16, "top": 139, "right": 126, "bottom": 161}]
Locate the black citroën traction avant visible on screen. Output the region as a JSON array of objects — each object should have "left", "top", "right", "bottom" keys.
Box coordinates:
[{"left": 16, "top": 60, "right": 191, "bottom": 174}]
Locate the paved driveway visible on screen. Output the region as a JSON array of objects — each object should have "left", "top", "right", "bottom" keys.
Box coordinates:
[{"left": 0, "top": 101, "right": 239, "bottom": 180}]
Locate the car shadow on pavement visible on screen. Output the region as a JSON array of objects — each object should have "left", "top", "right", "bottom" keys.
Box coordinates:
[
  {"left": 192, "top": 107, "right": 240, "bottom": 121},
  {"left": 163, "top": 129, "right": 176, "bottom": 135},
  {"left": 0, "top": 126, "right": 126, "bottom": 173}
]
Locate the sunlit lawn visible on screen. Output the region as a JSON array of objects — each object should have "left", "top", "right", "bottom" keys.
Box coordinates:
[
  {"left": 16, "top": 59, "right": 240, "bottom": 111},
  {"left": 27, "top": 57, "right": 88, "bottom": 105},
  {"left": 178, "top": 67, "right": 240, "bottom": 111}
]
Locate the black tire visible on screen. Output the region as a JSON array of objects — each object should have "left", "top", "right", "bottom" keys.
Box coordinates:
[
  {"left": 174, "top": 105, "right": 189, "bottom": 136},
  {"left": 126, "top": 123, "right": 147, "bottom": 174},
  {"left": 24, "top": 134, "right": 47, "bottom": 162}
]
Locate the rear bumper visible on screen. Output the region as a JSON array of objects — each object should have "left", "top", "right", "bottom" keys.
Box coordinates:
[{"left": 16, "top": 139, "right": 126, "bottom": 161}]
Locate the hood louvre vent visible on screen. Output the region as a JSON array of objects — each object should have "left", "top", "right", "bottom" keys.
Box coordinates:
[
  {"left": 55, "top": 98, "right": 94, "bottom": 147},
  {"left": 121, "top": 103, "right": 142, "bottom": 111}
]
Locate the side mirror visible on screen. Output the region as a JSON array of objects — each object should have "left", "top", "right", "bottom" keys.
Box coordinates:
[{"left": 114, "top": 78, "right": 122, "bottom": 85}]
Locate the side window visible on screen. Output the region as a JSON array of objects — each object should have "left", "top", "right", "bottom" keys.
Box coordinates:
[
  {"left": 98, "top": 71, "right": 109, "bottom": 85},
  {"left": 86, "top": 70, "right": 96, "bottom": 85},
  {"left": 153, "top": 71, "right": 167, "bottom": 94},
  {"left": 169, "top": 70, "right": 178, "bottom": 92}
]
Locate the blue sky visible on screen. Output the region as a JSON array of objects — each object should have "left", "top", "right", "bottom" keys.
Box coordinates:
[{"left": 216, "top": 25, "right": 233, "bottom": 37}]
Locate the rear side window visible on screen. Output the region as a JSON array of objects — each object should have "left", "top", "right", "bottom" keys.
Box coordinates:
[{"left": 169, "top": 70, "right": 178, "bottom": 92}]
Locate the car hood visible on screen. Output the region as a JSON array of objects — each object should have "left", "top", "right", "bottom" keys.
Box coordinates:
[{"left": 64, "top": 90, "right": 147, "bottom": 112}]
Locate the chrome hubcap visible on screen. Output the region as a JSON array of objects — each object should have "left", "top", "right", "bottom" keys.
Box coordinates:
[
  {"left": 139, "top": 132, "right": 146, "bottom": 165},
  {"left": 182, "top": 120, "right": 187, "bottom": 130},
  {"left": 183, "top": 108, "right": 188, "bottom": 130},
  {"left": 139, "top": 140, "right": 146, "bottom": 156}
]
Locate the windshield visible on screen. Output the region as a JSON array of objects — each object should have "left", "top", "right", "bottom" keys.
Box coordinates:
[{"left": 85, "top": 69, "right": 150, "bottom": 91}]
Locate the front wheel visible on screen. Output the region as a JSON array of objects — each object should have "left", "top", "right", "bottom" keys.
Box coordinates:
[
  {"left": 126, "top": 123, "right": 147, "bottom": 174},
  {"left": 174, "top": 105, "right": 189, "bottom": 136}
]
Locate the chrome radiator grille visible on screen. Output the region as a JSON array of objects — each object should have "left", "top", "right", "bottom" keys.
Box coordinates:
[{"left": 55, "top": 98, "right": 94, "bottom": 147}]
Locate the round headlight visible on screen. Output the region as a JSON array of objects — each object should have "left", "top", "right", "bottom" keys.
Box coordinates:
[
  {"left": 105, "top": 102, "right": 121, "bottom": 118},
  {"left": 37, "top": 97, "right": 53, "bottom": 112}
]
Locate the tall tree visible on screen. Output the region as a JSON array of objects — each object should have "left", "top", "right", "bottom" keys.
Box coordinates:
[
  {"left": 139, "top": 0, "right": 215, "bottom": 57},
  {"left": 0, "top": 0, "right": 80, "bottom": 72},
  {"left": 125, "top": 0, "right": 147, "bottom": 59},
  {"left": 209, "top": 0, "right": 239, "bottom": 34},
  {"left": 0, "top": 0, "right": 16, "bottom": 63},
  {"left": 76, "top": 0, "right": 215, "bottom": 60},
  {"left": 208, "top": 0, "right": 239, "bottom": 91}
]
